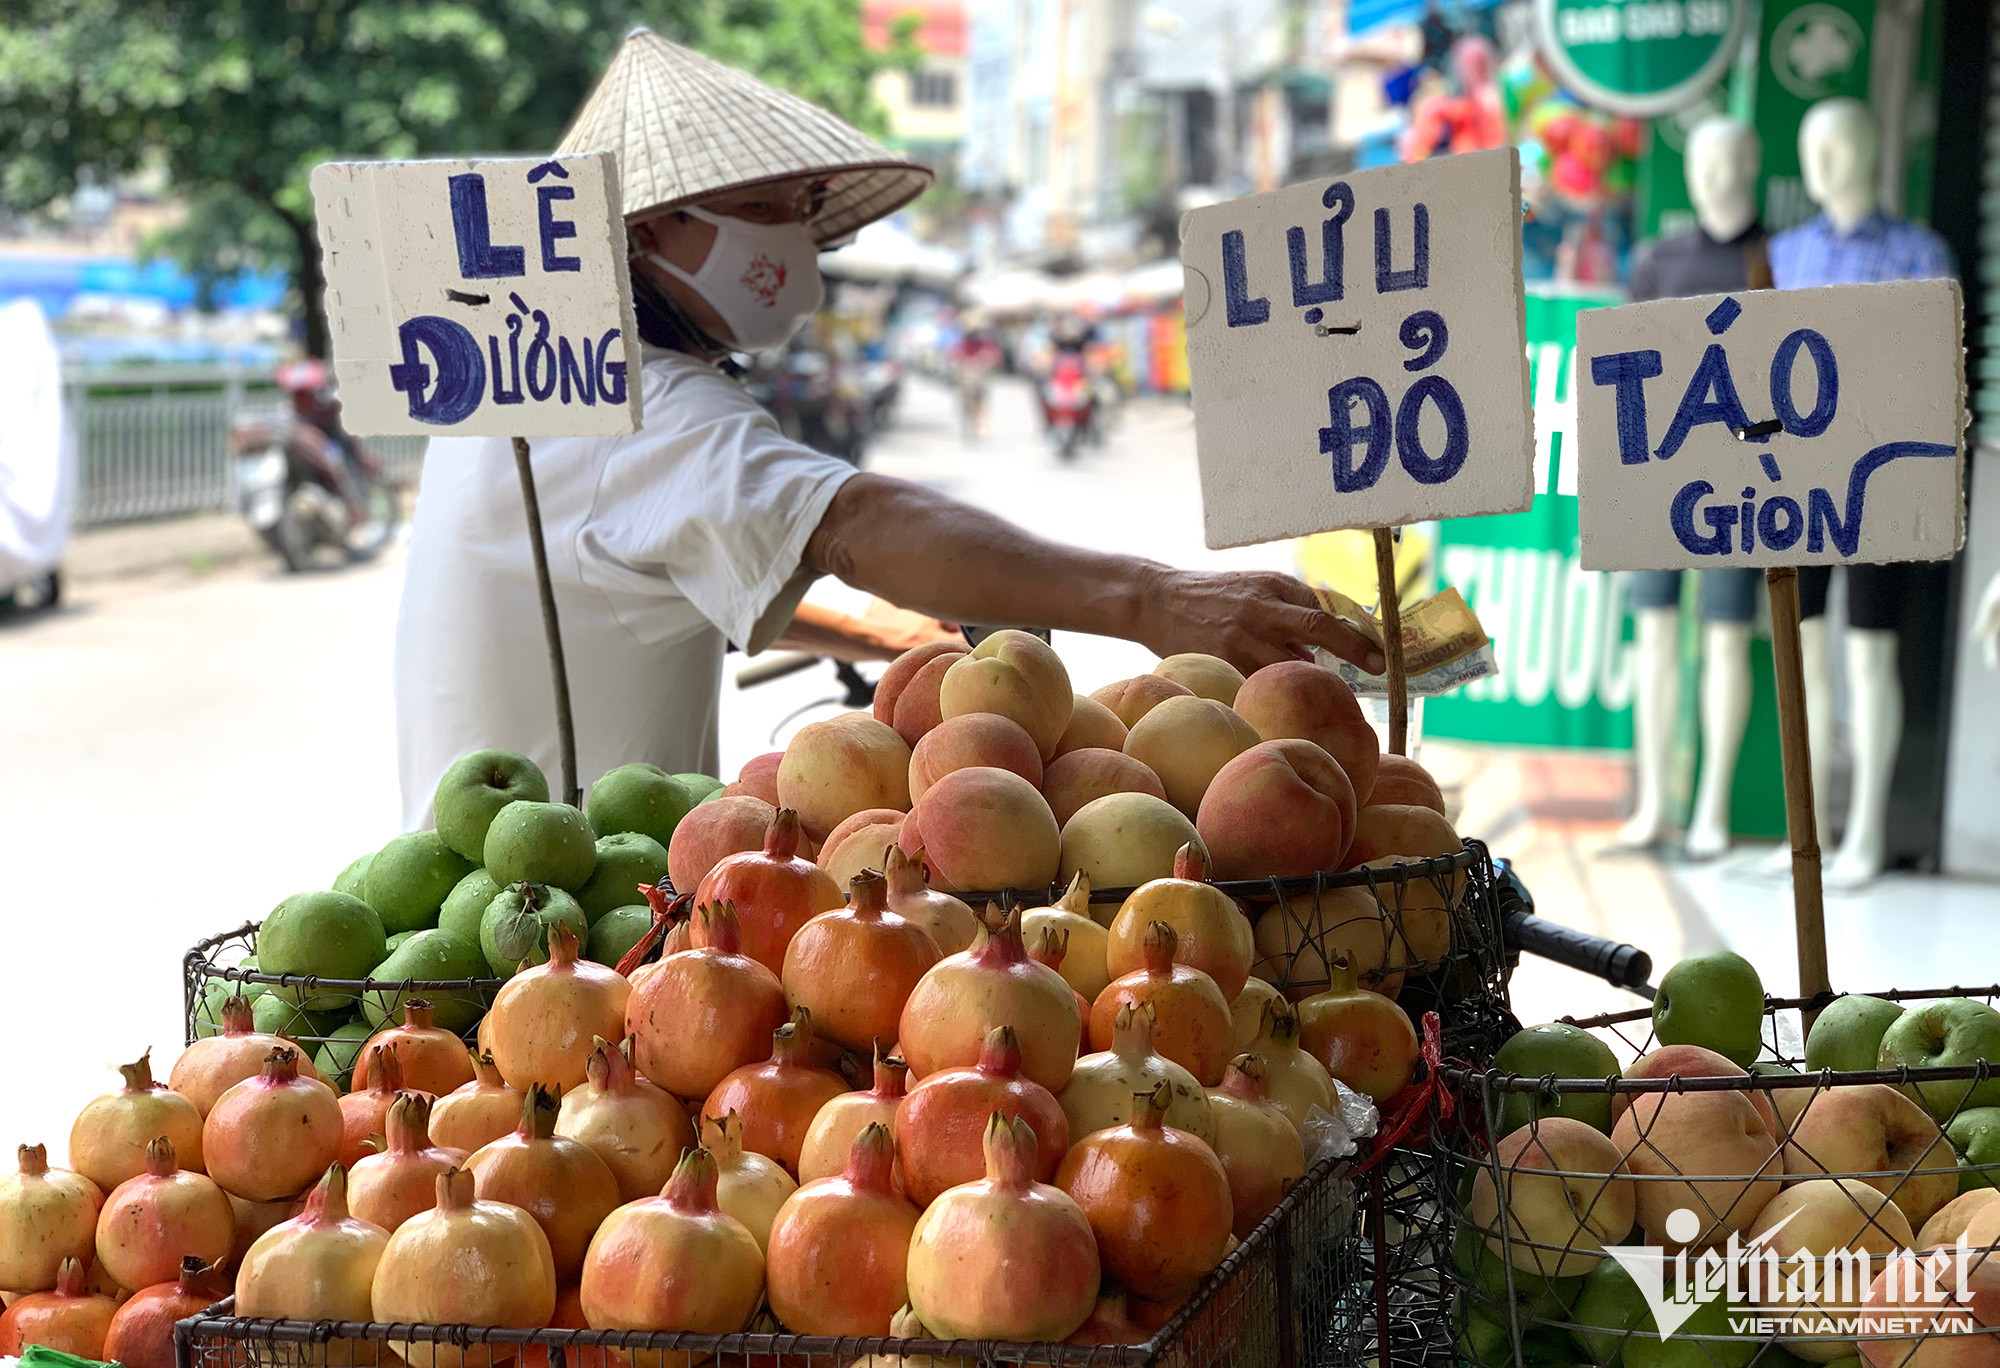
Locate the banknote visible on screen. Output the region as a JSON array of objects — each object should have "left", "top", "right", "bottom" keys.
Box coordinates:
[{"left": 1311, "top": 585, "right": 1496, "bottom": 697}]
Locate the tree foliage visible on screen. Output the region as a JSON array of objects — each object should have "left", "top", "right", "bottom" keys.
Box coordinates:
[{"left": 0, "top": 0, "right": 901, "bottom": 353}]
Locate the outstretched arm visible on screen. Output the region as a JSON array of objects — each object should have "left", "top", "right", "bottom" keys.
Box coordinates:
[{"left": 803, "top": 473, "right": 1385, "bottom": 675}]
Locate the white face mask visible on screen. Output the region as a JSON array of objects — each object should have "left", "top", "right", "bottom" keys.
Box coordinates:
[{"left": 646, "top": 206, "right": 823, "bottom": 353}]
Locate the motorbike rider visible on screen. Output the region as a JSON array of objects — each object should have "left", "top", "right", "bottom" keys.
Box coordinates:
[
  {"left": 948, "top": 313, "right": 1004, "bottom": 441},
  {"left": 274, "top": 357, "right": 373, "bottom": 520}
]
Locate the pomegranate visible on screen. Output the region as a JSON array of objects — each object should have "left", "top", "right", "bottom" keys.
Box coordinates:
[
  {"left": 700, "top": 1009, "right": 850, "bottom": 1178},
  {"left": 70, "top": 1050, "right": 205, "bottom": 1191},
  {"left": 798, "top": 1046, "right": 908, "bottom": 1185},
  {"left": 1021, "top": 872, "right": 1112, "bottom": 1002},
  {"left": 1068, "top": 1288, "right": 1153, "bottom": 1345},
  {"left": 579, "top": 1148, "right": 764, "bottom": 1339},
  {"left": 1296, "top": 954, "right": 1420, "bottom": 1102},
  {"left": 0, "top": 1143, "right": 101, "bottom": 1294},
  {"left": 896, "top": 1026, "right": 1069, "bottom": 1206},
  {"left": 226, "top": 1192, "right": 300, "bottom": 1270},
  {"left": 1205, "top": 1055, "right": 1306, "bottom": 1236},
  {"left": 429, "top": 1050, "right": 523, "bottom": 1155},
  {"left": 899, "top": 906, "right": 1081, "bottom": 1093},
  {"left": 337, "top": 1044, "right": 408, "bottom": 1169},
  {"left": 0, "top": 1258, "right": 116, "bottom": 1358},
  {"left": 1229, "top": 978, "right": 1284, "bottom": 1051},
  {"left": 783, "top": 869, "right": 941, "bottom": 1052},
  {"left": 850, "top": 1305, "right": 973, "bottom": 1367},
  {"left": 554, "top": 1035, "right": 697, "bottom": 1203},
  {"left": 519, "top": 1284, "right": 619, "bottom": 1368},
  {"left": 691, "top": 807, "right": 843, "bottom": 972},
  {"left": 766, "top": 1123, "right": 920, "bottom": 1335},
  {"left": 370, "top": 1168, "right": 557, "bottom": 1368},
  {"left": 1089, "top": 921, "right": 1233, "bottom": 1085},
  {"left": 204, "top": 1046, "right": 343, "bottom": 1202},
  {"left": 170, "top": 995, "right": 321, "bottom": 1117},
  {"left": 103, "top": 1257, "right": 229, "bottom": 1368},
  {"left": 1054, "top": 1083, "right": 1232, "bottom": 1300},
  {"left": 703, "top": 1110, "right": 796, "bottom": 1254},
  {"left": 906, "top": 1113, "right": 1099, "bottom": 1341},
  {"left": 1028, "top": 926, "right": 1094, "bottom": 1024},
  {"left": 884, "top": 844, "right": 979, "bottom": 956},
  {"left": 627, "top": 901, "right": 789, "bottom": 1100},
  {"left": 465, "top": 1084, "right": 621, "bottom": 1282},
  {"left": 94, "top": 1136, "right": 234, "bottom": 1290},
  {"left": 349, "top": 1093, "right": 467, "bottom": 1233},
  {"left": 486, "top": 923, "right": 631, "bottom": 1092},
  {"left": 1058, "top": 999, "right": 1213, "bottom": 1143},
  {"left": 1243, "top": 998, "right": 1336, "bottom": 1129},
  {"left": 1106, "top": 844, "right": 1253, "bottom": 1000},
  {"left": 351, "top": 1000, "right": 478, "bottom": 1096},
  {"left": 236, "top": 1166, "right": 387, "bottom": 1330}
]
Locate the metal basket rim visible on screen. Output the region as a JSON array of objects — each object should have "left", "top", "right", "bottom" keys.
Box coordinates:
[
  {"left": 960, "top": 843, "right": 1481, "bottom": 907},
  {"left": 185, "top": 921, "right": 508, "bottom": 993}
]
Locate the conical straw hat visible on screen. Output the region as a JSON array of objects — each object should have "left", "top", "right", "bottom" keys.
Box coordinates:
[{"left": 557, "top": 28, "right": 933, "bottom": 246}]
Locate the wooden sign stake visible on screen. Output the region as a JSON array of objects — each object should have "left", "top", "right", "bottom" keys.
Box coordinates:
[
  {"left": 1372, "top": 526, "right": 1409, "bottom": 756},
  {"left": 1764, "top": 566, "right": 1830, "bottom": 1007},
  {"left": 513, "top": 436, "right": 581, "bottom": 809}
]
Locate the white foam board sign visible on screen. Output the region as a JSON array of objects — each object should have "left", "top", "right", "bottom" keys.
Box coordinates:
[
  {"left": 1575, "top": 279, "right": 1965, "bottom": 570},
  {"left": 1179, "top": 147, "right": 1533, "bottom": 549},
  {"left": 312, "top": 153, "right": 641, "bottom": 437}
]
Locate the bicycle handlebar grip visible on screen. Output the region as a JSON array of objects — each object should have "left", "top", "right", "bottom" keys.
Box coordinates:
[{"left": 1503, "top": 910, "right": 1654, "bottom": 990}]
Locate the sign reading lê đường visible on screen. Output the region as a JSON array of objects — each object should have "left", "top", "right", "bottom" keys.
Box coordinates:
[
  {"left": 1574, "top": 280, "right": 1965, "bottom": 571},
  {"left": 1179, "top": 147, "right": 1534, "bottom": 550},
  {"left": 312, "top": 152, "right": 642, "bottom": 438}
]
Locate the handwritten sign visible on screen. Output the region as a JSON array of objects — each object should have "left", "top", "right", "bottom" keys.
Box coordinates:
[
  {"left": 312, "top": 154, "right": 642, "bottom": 437},
  {"left": 1179, "top": 148, "right": 1533, "bottom": 549},
  {"left": 1575, "top": 280, "right": 1965, "bottom": 570}
]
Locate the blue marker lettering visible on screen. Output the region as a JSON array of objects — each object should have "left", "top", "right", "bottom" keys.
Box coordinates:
[
  {"left": 1374, "top": 204, "right": 1429, "bottom": 293},
  {"left": 1396, "top": 376, "right": 1468, "bottom": 484},
  {"left": 1320, "top": 377, "right": 1391, "bottom": 491},
  {"left": 1770, "top": 328, "right": 1838, "bottom": 438},
  {"left": 448, "top": 174, "right": 526, "bottom": 279},
  {"left": 1287, "top": 182, "right": 1354, "bottom": 308},
  {"left": 1669, "top": 480, "right": 1737, "bottom": 555},
  {"left": 390, "top": 315, "right": 486, "bottom": 424},
  {"left": 537, "top": 185, "right": 582, "bottom": 272},
  {"left": 1222, "top": 231, "right": 1269, "bottom": 328},
  {"left": 1655, "top": 343, "right": 1752, "bottom": 460},
  {"left": 1589, "top": 350, "right": 1663, "bottom": 465}
]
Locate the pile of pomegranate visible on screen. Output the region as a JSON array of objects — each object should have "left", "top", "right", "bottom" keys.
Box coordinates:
[{"left": 0, "top": 641, "right": 1454, "bottom": 1354}]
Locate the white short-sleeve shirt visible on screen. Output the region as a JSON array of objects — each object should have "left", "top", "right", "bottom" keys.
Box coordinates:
[{"left": 394, "top": 346, "right": 857, "bottom": 828}]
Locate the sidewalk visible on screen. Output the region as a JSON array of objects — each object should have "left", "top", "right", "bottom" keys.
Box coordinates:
[{"left": 61, "top": 511, "right": 266, "bottom": 584}]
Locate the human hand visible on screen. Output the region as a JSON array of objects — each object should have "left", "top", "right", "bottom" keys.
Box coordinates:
[
  {"left": 1142, "top": 567, "right": 1386, "bottom": 675},
  {"left": 1975, "top": 571, "right": 2000, "bottom": 671}
]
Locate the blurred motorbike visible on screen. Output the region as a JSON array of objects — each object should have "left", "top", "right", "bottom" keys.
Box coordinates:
[
  {"left": 234, "top": 359, "right": 397, "bottom": 572},
  {"left": 1039, "top": 353, "right": 1097, "bottom": 461},
  {"left": 743, "top": 340, "right": 869, "bottom": 466}
]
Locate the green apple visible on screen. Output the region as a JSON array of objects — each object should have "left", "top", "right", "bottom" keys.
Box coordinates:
[
  {"left": 364, "top": 830, "right": 476, "bottom": 935},
  {"left": 362, "top": 928, "right": 493, "bottom": 1032},
  {"left": 259, "top": 890, "right": 387, "bottom": 1012},
  {"left": 1621, "top": 1290, "right": 1754, "bottom": 1368},
  {"left": 573, "top": 831, "right": 670, "bottom": 925},
  {"left": 1878, "top": 998, "right": 2000, "bottom": 1120},
  {"left": 484, "top": 801, "right": 596, "bottom": 891},
  {"left": 1493, "top": 1024, "right": 1622, "bottom": 1136},
  {"left": 253, "top": 993, "right": 349, "bottom": 1041},
  {"left": 314, "top": 1019, "right": 375, "bottom": 1091},
  {"left": 480, "top": 882, "right": 589, "bottom": 976},
  {"left": 1947, "top": 1106, "right": 2000, "bottom": 1191},
  {"left": 1652, "top": 950, "right": 1765, "bottom": 1066},
  {"left": 434, "top": 749, "right": 550, "bottom": 862},
  {"left": 586, "top": 764, "right": 715, "bottom": 851},
  {"left": 439, "top": 868, "right": 503, "bottom": 946},
  {"left": 1453, "top": 1224, "right": 1581, "bottom": 1323},
  {"left": 333, "top": 853, "right": 373, "bottom": 899},
  {"left": 1805, "top": 994, "right": 1905, "bottom": 1073},
  {"left": 195, "top": 959, "right": 267, "bottom": 1039},
  {"left": 1567, "top": 1257, "right": 1652, "bottom": 1367},
  {"left": 586, "top": 904, "right": 654, "bottom": 968}
]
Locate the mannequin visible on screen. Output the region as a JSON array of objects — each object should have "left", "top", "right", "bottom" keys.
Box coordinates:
[
  {"left": 1769, "top": 98, "right": 1956, "bottom": 887},
  {"left": 1618, "top": 116, "right": 1764, "bottom": 857}
]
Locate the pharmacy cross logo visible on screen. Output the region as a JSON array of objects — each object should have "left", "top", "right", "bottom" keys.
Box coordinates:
[{"left": 740, "top": 254, "right": 787, "bottom": 307}]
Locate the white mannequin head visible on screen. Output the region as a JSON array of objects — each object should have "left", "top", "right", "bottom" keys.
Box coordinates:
[
  {"left": 1684, "top": 116, "right": 1761, "bottom": 242},
  {"left": 1800, "top": 98, "right": 1880, "bottom": 231}
]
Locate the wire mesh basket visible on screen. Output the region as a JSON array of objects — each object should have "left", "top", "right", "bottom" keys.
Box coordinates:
[{"left": 1426, "top": 986, "right": 2000, "bottom": 1368}]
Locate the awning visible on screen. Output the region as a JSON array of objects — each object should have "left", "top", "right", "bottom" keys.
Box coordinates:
[{"left": 1347, "top": 0, "right": 1501, "bottom": 42}]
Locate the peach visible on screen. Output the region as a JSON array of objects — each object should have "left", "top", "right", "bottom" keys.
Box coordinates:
[
  {"left": 1232, "top": 660, "right": 1381, "bottom": 806},
  {"left": 1859, "top": 1249, "right": 2000, "bottom": 1368},
  {"left": 889, "top": 653, "right": 959, "bottom": 748},
  {"left": 1783, "top": 1083, "right": 1958, "bottom": 1232},
  {"left": 909, "top": 712, "right": 1043, "bottom": 803},
  {"left": 938, "top": 630, "right": 1073, "bottom": 760},
  {"left": 1750, "top": 1178, "right": 1914, "bottom": 1361},
  {"left": 1042, "top": 748, "right": 1167, "bottom": 827},
  {"left": 1469, "top": 1117, "right": 1634, "bottom": 1277},
  {"left": 725, "top": 751, "right": 783, "bottom": 804},
  {"left": 1091, "top": 675, "right": 1193, "bottom": 728},
  {"left": 1612, "top": 1088, "right": 1784, "bottom": 1248},
  {"left": 1055, "top": 694, "right": 1129, "bottom": 757},
  {"left": 899, "top": 766, "right": 1061, "bottom": 893},
  {"left": 875, "top": 641, "right": 970, "bottom": 731},
  {"left": 1344, "top": 804, "right": 1460, "bottom": 868},
  {"left": 820, "top": 807, "right": 907, "bottom": 867},
  {"left": 777, "top": 711, "right": 912, "bottom": 841},
  {"left": 1252, "top": 886, "right": 1402, "bottom": 1000},
  {"left": 667, "top": 795, "right": 777, "bottom": 896},
  {"left": 1058, "top": 793, "right": 1203, "bottom": 909},
  {"left": 1359, "top": 855, "right": 1451, "bottom": 966},
  {"left": 821, "top": 817, "right": 904, "bottom": 887},
  {"left": 1123, "top": 694, "right": 1260, "bottom": 817},
  {"left": 1196, "top": 738, "right": 1357, "bottom": 879},
  {"left": 1368, "top": 755, "right": 1446, "bottom": 816},
  {"left": 1615, "top": 1045, "right": 1776, "bottom": 1135},
  {"left": 1920, "top": 1189, "right": 2000, "bottom": 1249},
  {"left": 1154, "top": 653, "right": 1246, "bottom": 705}
]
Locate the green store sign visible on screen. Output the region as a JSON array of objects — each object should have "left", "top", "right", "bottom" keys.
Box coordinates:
[{"left": 1535, "top": 0, "right": 1748, "bottom": 116}]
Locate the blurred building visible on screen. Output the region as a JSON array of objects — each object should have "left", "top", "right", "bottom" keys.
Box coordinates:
[{"left": 865, "top": 0, "right": 970, "bottom": 161}]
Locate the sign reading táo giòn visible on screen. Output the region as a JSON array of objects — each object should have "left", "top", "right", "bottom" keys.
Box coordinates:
[
  {"left": 1575, "top": 280, "right": 1965, "bottom": 570},
  {"left": 312, "top": 153, "right": 641, "bottom": 437},
  {"left": 1179, "top": 148, "right": 1534, "bottom": 550}
]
